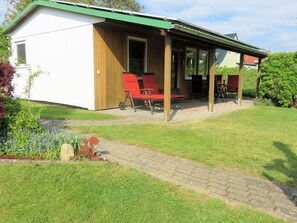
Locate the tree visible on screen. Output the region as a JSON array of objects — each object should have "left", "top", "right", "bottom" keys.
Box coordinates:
[
  {"left": 4, "top": 0, "right": 144, "bottom": 25},
  {"left": 260, "top": 52, "right": 297, "bottom": 107},
  {"left": 0, "top": 26, "right": 11, "bottom": 64}
]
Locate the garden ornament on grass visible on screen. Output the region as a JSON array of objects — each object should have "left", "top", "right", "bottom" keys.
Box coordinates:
[
  {"left": 80, "top": 136, "right": 100, "bottom": 159},
  {"left": 60, "top": 144, "right": 74, "bottom": 161}
]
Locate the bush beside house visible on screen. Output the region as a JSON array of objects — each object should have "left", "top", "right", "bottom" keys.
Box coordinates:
[
  {"left": 0, "top": 62, "right": 19, "bottom": 138},
  {"left": 260, "top": 52, "right": 297, "bottom": 108},
  {"left": 0, "top": 61, "right": 83, "bottom": 159}
]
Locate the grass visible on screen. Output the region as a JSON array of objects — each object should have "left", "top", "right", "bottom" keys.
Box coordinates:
[
  {"left": 0, "top": 162, "right": 284, "bottom": 223},
  {"left": 71, "top": 106, "right": 297, "bottom": 187},
  {"left": 24, "top": 100, "right": 120, "bottom": 120}
]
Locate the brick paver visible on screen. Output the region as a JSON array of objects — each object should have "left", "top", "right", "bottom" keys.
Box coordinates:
[{"left": 96, "top": 138, "right": 297, "bottom": 222}]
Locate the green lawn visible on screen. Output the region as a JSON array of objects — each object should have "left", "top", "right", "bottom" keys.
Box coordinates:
[
  {"left": 0, "top": 162, "right": 283, "bottom": 223},
  {"left": 25, "top": 100, "right": 120, "bottom": 120},
  {"left": 72, "top": 106, "right": 297, "bottom": 187}
]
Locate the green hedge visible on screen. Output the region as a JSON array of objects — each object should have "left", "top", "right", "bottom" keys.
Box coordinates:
[
  {"left": 260, "top": 52, "right": 297, "bottom": 107},
  {"left": 216, "top": 66, "right": 258, "bottom": 98}
]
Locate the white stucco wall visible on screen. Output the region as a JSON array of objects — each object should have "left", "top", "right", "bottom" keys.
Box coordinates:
[
  {"left": 218, "top": 51, "right": 240, "bottom": 68},
  {"left": 10, "top": 7, "right": 104, "bottom": 110}
]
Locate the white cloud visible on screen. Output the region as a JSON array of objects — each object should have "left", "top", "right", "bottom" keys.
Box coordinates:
[{"left": 138, "top": 0, "right": 297, "bottom": 52}]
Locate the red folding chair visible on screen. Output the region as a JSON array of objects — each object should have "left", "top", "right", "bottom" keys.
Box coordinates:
[
  {"left": 142, "top": 73, "right": 186, "bottom": 100},
  {"left": 226, "top": 75, "right": 239, "bottom": 93},
  {"left": 226, "top": 75, "right": 239, "bottom": 98},
  {"left": 119, "top": 72, "right": 163, "bottom": 114},
  {"left": 142, "top": 73, "right": 186, "bottom": 109}
]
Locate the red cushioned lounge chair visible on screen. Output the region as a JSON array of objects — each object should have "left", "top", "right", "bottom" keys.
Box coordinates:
[
  {"left": 119, "top": 72, "right": 163, "bottom": 115},
  {"left": 142, "top": 73, "right": 186, "bottom": 108},
  {"left": 226, "top": 75, "right": 239, "bottom": 96}
]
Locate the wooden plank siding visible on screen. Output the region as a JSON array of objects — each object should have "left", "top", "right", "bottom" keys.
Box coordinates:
[
  {"left": 93, "top": 24, "right": 126, "bottom": 109},
  {"left": 93, "top": 22, "right": 165, "bottom": 110},
  {"left": 147, "top": 37, "right": 165, "bottom": 90}
]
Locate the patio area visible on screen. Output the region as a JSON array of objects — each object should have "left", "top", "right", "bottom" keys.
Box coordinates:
[
  {"left": 99, "top": 98, "right": 255, "bottom": 123},
  {"left": 39, "top": 98, "right": 254, "bottom": 129}
]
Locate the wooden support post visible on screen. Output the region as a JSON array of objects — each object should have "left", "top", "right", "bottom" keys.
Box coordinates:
[
  {"left": 256, "top": 58, "right": 262, "bottom": 98},
  {"left": 238, "top": 53, "right": 244, "bottom": 106},
  {"left": 164, "top": 35, "right": 172, "bottom": 121},
  {"left": 208, "top": 49, "right": 216, "bottom": 112}
]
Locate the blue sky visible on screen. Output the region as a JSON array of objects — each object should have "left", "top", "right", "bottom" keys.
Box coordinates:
[
  {"left": 0, "top": 0, "right": 7, "bottom": 25},
  {"left": 138, "top": 0, "right": 297, "bottom": 53},
  {"left": 1, "top": 0, "right": 296, "bottom": 53}
]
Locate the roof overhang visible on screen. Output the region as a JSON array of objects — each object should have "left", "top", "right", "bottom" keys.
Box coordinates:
[
  {"left": 4, "top": 0, "right": 268, "bottom": 58},
  {"left": 171, "top": 24, "right": 267, "bottom": 58},
  {"left": 4, "top": 0, "right": 172, "bottom": 33}
]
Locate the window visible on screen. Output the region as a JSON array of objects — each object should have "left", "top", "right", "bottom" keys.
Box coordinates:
[
  {"left": 128, "top": 37, "right": 147, "bottom": 76},
  {"left": 16, "top": 42, "right": 26, "bottom": 63},
  {"left": 185, "top": 48, "right": 197, "bottom": 80},
  {"left": 198, "top": 50, "right": 209, "bottom": 76}
]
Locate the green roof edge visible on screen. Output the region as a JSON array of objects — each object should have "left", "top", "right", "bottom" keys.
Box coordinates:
[
  {"left": 4, "top": 0, "right": 172, "bottom": 32},
  {"left": 173, "top": 24, "right": 268, "bottom": 57}
]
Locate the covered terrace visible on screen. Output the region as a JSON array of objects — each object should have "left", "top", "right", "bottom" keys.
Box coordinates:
[{"left": 159, "top": 20, "right": 267, "bottom": 121}]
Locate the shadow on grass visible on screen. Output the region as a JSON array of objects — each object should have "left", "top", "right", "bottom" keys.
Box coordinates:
[{"left": 263, "top": 141, "right": 297, "bottom": 205}]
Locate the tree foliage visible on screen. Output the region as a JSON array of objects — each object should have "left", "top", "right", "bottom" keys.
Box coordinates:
[
  {"left": 4, "top": 0, "right": 144, "bottom": 25},
  {"left": 0, "top": 61, "right": 15, "bottom": 119},
  {"left": 260, "top": 52, "right": 297, "bottom": 108},
  {"left": 0, "top": 61, "right": 19, "bottom": 138},
  {"left": 0, "top": 61, "right": 15, "bottom": 99},
  {"left": 0, "top": 26, "right": 11, "bottom": 64}
]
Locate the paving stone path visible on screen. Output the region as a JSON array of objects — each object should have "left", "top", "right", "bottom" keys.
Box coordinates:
[{"left": 96, "top": 138, "right": 297, "bottom": 222}]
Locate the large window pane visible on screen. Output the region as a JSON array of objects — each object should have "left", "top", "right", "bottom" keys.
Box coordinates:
[
  {"left": 199, "top": 50, "right": 209, "bottom": 76},
  {"left": 128, "top": 39, "right": 146, "bottom": 76},
  {"left": 185, "top": 48, "right": 196, "bottom": 80}
]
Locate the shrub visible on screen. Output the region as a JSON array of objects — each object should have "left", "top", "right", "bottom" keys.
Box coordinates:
[
  {"left": 0, "top": 26, "right": 12, "bottom": 65},
  {"left": 254, "top": 98, "right": 274, "bottom": 107},
  {"left": 0, "top": 98, "right": 21, "bottom": 138},
  {"left": 242, "top": 88, "right": 256, "bottom": 98},
  {"left": 7, "top": 102, "right": 44, "bottom": 142},
  {"left": 260, "top": 52, "right": 297, "bottom": 107},
  {"left": 0, "top": 130, "right": 84, "bottom": 159},
  {"left": 0, "top": 62, "right": 17, "bottom": 137},
  {"left": 0, "top": 60, "right": 84, "bottom": 160},
  {"left": 0, "top": 62, "right": 15, "bottom": 98},
  {"left": 0, "top": 101, "right": 85, "bottom": 159}
]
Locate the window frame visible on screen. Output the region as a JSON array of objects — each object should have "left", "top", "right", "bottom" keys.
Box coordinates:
[
  {"left": 127, "top": 36, "right": 147, "bottom": 78},
  {"left": 198, "top": 50, "right": 209, "bottom": 77},
  {"left": 15, "top": 41, "right": 27, "bottom": 64},
  {"left": 185, "top": 47, "right": 197, "bottom": 80}
]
